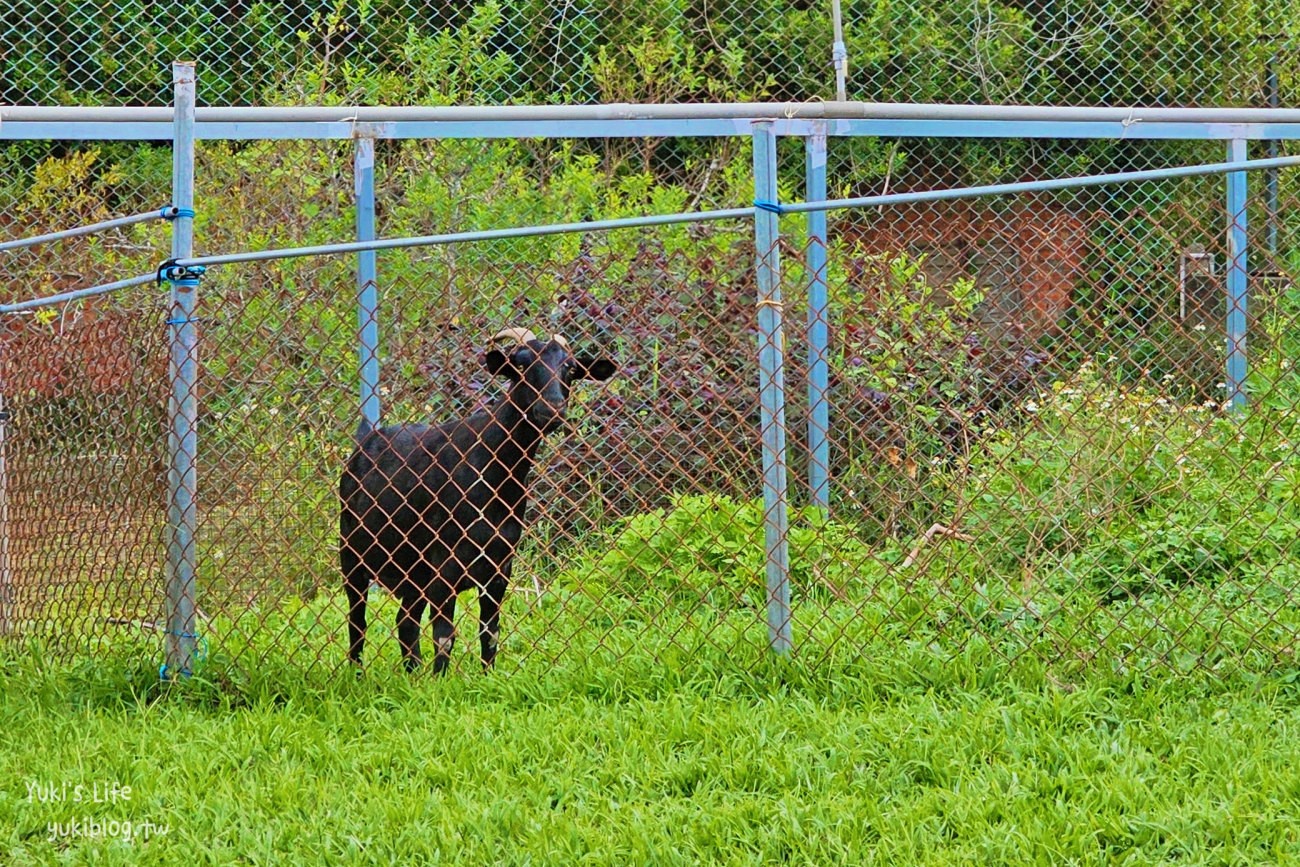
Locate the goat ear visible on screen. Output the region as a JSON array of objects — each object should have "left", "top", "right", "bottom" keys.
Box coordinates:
[{"left": 576, "top": 355, "right": 618, "bottom": 381}]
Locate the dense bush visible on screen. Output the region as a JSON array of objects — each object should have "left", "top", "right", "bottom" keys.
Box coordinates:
[
  {"left": 960, "top": 355, "right": 1300, "bottom": 602},
  {"left": 558, "top": 493, "right": 882, "bottom": 610},
  {"left": 4, "top": 0, "right": 1296, "bottom": 107}
]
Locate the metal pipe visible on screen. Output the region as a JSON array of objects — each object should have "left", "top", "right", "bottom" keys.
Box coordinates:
[
  {"left": 1226, "top": 139, "right": 1249, "bottom": 413},
  {"left": 170, "top": 207, "right": 755, "bottom": 270},
  {"left": 804, "top": 131, "right": 831, "bottom": 516},
  {"left": 0, "top": 274, "right": 156, "bottom": 314},
  {"left": 152, "top": 155, "right": 1300, "bottom": 275},
  {"left": 15, "top": 101, "right": 1300, "bottom": 124},
  {"left": 773, "top": 154, "right": 1300, "bottom": 215},
  {"left": 355, "top": 138, "right": 381, "bottom": 427},
  {"left": 831, "top": 0, "right": 848, "bottom": 102},
  {"left": 1267, "top": 53, "right": 1280, "bottom": 257},
  {"left": 12, "top": 119, "right": 1300, "bottom": 144},
  {"left": 0, "top": 208, "right": 178, "bottom": 253},
  {"left": 163, "top": 61, "right": 200, "bottom": 680},
  {"left": 752, "top": 121, "right": 793, "bottom": 655}
]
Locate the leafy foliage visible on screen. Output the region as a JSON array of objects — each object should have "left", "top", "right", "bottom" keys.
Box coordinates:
[
  {"left": 961, "top": 360, "right": 1300, "bottom": 601},
  {"left": 560, "top": 493, "right": 882, "bottom": 608}
]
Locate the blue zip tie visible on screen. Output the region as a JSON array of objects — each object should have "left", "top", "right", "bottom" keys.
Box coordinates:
[
  {"left": 159, "top": 631, "right": 208, "bottom": 681},
  {"left": 161, "top": 206, "right": 196, "bottom": 220},
  {"left": 159, "top": 663, "right": 191, "bottom": 680},
  {"left": 754, "top": 200, "right": 784, "bottom": 214},
  {"left": 165, "top": 317, "right": 199, "bottom": 326}
]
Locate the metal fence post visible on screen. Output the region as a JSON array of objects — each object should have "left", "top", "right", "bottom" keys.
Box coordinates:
[
  {"left": 163, "top": 61, "right": 201, "bottom": 679},
  {"left": 1267, "top": 51, "right": 1280, "bottom": 258},
  {"left": 0, "top": 390, "right": 11, "bottom": 637},
  {"left": 1226, "top": 138, "right": 1249, "bottom": 414},
  {"left": 831, "top": 0, "right": 848, "bottom": 101},
  {"left": 752, "top": 120, "right": 793, "bottom": 654},
  {"left": 355, "top": 136, "right": 381, "bottom": 426},
  {"left": 805, "top": 129, "right": 831, "bottom": 516}
]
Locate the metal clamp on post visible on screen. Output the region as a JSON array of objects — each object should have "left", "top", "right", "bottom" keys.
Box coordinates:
[{"left": 156, "top": 259, "right": 207, "bottom": 286}]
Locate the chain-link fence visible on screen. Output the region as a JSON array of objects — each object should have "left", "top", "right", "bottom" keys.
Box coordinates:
[
  {"left": 4, "top": 1, "right": 1300, "bottom": 108},
  {"left": 3, "top": 107, "right": 1300, "bottom": 679},
  {"left": 4, "top": 0, "right": 1300, "bottom": 679}
]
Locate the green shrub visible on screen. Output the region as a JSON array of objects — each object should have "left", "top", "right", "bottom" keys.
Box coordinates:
[
  {"left": 960, "top": 360, "right": 1300, "bottom": 601},
  {"left": 558, "top": 493, "right": 883, "bottom": 610}
]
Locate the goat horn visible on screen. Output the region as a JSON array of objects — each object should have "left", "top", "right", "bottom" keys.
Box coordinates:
[
  {"left": 551, "top": 334, "right": 569, "bottom": 349},
  {"left": 489, "top": 327, "right": 537, "bottom": 346}
]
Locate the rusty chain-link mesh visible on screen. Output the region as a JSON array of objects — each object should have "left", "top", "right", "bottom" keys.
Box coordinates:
[
  {"left": 3, "top": 132, "right": 1300, "bottom": 680},
  {"left": 3, "top": 0, "right": 1300, "bottom": 677}
]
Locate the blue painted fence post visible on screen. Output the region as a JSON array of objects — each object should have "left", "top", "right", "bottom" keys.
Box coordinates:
[
  {"left": 1226, "top": 138, "right": 1248, "bottom": 413},
  {"left": 355, "top": 136, "right": 381, "bottom": 426},
  {"left": 163, "top": 61, "right": 201, "bottom": 679},
  {"left": 751, "top": 120, "right": 793, "bottom": 654},
  {"left": 804, "top": 128, "right": 831, "bottom": 516}
]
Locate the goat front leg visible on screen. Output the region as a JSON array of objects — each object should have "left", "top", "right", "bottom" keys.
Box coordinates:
[
  {"left": 343, "top": 569, "right": 368, "bottom": 668},
  {"left": 429, "top": 577, "right": 458, "bottom": 676},
  {"left": 479, "top": 575, "right": 508, "bottom": 671},
  {"left": 341, "top": 540, "right": 371, "bottom": 667},
  {"left": 396, "top": 585, "right": 429, "bottom": 673}
]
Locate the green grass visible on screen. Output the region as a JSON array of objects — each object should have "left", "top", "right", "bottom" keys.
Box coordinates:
[
  {"left": 6, "top": 594, "right": 1300, "bottom": 865},
  {"left": 5, "top": 320, "right": 1300, "bottom": 864}
]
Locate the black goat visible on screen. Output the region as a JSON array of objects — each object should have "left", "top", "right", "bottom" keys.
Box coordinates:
[{"left": 340, "top": 327, "right": 617, "bottom": 673}]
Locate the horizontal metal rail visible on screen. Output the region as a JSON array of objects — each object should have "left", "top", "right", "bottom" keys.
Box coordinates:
[
  {"left": 0, "top": 207, "right": 180, "bottom": 253},
  {"left": 9, "top": 101, "right": 1300, "bottom": 124},
  {"left": 169, "top": 208, "right": 756, "bottom": 270},
  {"left": 2, "top": 152, "right": 1294, "bottom": 314},
  {"left": 773, "top": 154, "right": 1300, "bottom": 214},
  {"left": 0, "top": 274, "right": 157, "bottom": 313},
  {"left": 170, "top": 153, "right": 1300, "bottom": 271}
]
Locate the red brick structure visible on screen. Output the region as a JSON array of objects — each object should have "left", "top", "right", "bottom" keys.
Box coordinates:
[{"left": 837, "top": 200, "right": 1095, "bottom": 339}]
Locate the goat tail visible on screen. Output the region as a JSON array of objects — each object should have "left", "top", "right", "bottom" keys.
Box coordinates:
[{"left": 354, "top": 417, "right": 375, "bottom": 444}]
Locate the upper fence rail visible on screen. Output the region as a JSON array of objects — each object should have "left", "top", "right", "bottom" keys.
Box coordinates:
[{"left": 9, "top": 102, "right": 1300, "bottom": 141}]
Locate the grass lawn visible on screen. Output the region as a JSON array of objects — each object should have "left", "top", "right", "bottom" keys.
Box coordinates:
[{"left": 5, "top": 599, "right": 1300, "bottom": 866}]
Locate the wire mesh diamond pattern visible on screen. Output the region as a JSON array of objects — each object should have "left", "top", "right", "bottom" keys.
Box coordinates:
[{"left": 4, "top": 0, "right": 1300, "bottom": 680}]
